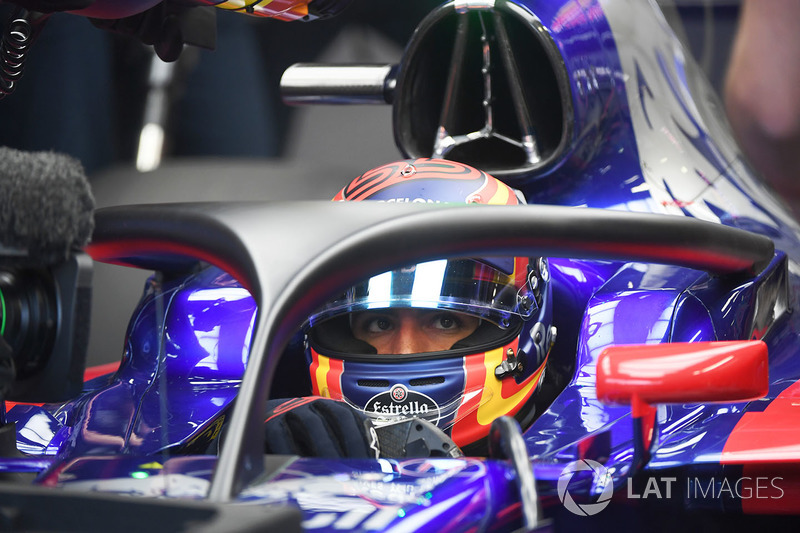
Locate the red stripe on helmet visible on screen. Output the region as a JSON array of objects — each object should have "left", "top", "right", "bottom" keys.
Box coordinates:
[
  {"left": 451, "top": 354, "right": 488, "bottom": 447},
  {"left": 339, "top": 159, "right": 490, "bottom": 201},
  {"left": 326, "top": 357, "right": 345, "bottom": 399}
]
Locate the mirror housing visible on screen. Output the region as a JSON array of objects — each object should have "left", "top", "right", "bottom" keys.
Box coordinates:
[
  {"left": 596, "top": 340, "right": 769, "bottom": 472},
  {"left": 597, "top": 340, "right": 769, "bottom": 406}
]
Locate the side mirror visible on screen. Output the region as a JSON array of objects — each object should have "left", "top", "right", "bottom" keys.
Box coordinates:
[{"left": 596, "top": 340, "right": 769, "bottom": 471}]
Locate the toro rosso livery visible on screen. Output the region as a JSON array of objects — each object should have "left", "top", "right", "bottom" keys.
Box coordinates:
[{"left": 2, "top": 0, "right": 800, "bottom": 531}]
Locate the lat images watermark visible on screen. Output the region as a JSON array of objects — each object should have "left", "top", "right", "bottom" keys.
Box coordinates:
[
  {"left": 557, "top": 460, "right": 614, "bottom": 516},
  {"left": 627, "top": 475, "right": 784, "bottom": 501},
  {"left": 558, "top": 460, "right": 785, "bottom": 516}
]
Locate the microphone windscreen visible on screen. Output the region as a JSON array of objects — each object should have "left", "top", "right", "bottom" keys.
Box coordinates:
[{"left": 0, "top": 147, "right": 95, "bottom": 265}]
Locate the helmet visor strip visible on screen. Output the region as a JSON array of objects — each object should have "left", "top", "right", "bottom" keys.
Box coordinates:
[{"left": 310, "top": 258, "right": 537, "bottom": 329}]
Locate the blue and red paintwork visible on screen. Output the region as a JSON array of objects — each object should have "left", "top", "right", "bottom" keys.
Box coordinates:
[{"left": 5, "top": 0, "right": 800, "bottom": 529}]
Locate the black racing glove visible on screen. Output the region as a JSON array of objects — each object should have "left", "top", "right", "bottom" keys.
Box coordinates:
[{"left": 264, "top": 397, "right": 380, "bottom": 459}]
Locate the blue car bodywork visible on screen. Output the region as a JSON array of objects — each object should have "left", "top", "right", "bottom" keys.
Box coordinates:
[{"left": 4, "top": 0, "right": 800, "bottom": 530}]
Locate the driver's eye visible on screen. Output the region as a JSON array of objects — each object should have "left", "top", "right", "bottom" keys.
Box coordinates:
[
  {"left": 430, "top": 313, "right": 461, "bottom": 330},
  {"left": 355, "top": 314, "right": 393, "bottom": 334},
  {"left": 372, "top": 317, "right": 392, "bottom": 332}
]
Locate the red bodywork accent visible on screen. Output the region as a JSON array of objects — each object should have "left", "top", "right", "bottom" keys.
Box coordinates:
[
  {"left": 722, "top": 379, "right": 800, "bottom": 463},
  {"left": 722, "top": 379, "right": 800, "bottom": 513},
  {"left": 83, "top": 362, "right": 121, "bottom": 381},
  {"left": 87, "top": 239, "right": 254, "bottom": 295}
]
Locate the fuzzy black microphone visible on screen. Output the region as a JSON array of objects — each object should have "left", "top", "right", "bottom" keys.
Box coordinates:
[
  {"left": 0, "top": 146, "right": 94, "bottom": 403},
  {"left": 0, "top": 146, "right": 94, "bottom": 265}
]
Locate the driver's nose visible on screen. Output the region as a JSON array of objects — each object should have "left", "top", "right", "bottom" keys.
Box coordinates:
[{"left": 387, "top": 316, "right": 429, "bottom": 354}]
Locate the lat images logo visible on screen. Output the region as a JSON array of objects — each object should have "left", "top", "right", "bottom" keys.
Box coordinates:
[{"left": 557, "top": 460, "right": 614, "bottom": 516}]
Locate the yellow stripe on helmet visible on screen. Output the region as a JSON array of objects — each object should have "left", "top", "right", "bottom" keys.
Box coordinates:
[
  {"left": 476, "top": 347, "right": 546, "bottom": 426},
  {"left": 486, "top": 182, "right": 511, "bottom": 205},
  {"left": 312, "top": 351, "right": 332, "bottom": 398}
]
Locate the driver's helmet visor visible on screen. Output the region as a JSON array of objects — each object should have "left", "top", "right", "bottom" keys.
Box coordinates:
[{"left": 309, "top": 258, "right": 536, "bottom": 329}]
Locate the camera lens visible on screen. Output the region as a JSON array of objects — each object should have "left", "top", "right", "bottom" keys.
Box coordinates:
[{"left": 0, "top": 269, "right": 57, "bottom": 380}]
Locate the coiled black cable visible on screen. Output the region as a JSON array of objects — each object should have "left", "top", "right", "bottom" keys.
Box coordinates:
[
  {"left": 0, "top": 12, "right": 31, "bottom": 98},
  {"left": 0, "top": 9, "right": 48, "bottom": 100}
]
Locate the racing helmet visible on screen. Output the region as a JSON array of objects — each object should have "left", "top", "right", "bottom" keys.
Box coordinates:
[{"left": 305, "top": 158, "right": 555, "bottom": 454}]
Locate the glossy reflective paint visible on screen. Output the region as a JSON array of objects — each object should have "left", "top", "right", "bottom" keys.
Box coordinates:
[
  {"left": 5, "top": 0, "right": 800, "bottom": 528},
  {"left": 8, "top": 267, "right": 255, "bottom": 463},
  {"left": 240, "top": 457, "right": 524, "bottom": 532},
  {"left": 42, "top": 454, "right": 525, "bottom": 532},
  {"left": 517, "top": 0, "right": 652, "bottom": 210}
]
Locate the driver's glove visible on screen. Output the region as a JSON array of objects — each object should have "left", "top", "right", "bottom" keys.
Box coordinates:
[{"left": 264, "top": 397, "right": 380, "bottom": 459}]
